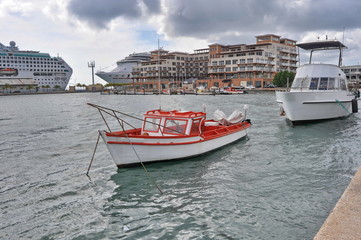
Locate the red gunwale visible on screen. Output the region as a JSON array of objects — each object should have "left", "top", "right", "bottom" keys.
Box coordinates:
[{"left": 106, "top": 121, "right": 251, "bottom": 145}]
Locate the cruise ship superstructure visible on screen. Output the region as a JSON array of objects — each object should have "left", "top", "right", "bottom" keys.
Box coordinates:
[
  {"left": 0, "top": 41, "right": 73, "bottom": 91},
  {"left": 96, "top": 52, "right": 150, "bottom": 84}
]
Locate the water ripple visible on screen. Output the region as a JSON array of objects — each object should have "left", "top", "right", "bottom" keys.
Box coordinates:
[{"left": 1, "top": 93, "right": 360, "bottom": 239}]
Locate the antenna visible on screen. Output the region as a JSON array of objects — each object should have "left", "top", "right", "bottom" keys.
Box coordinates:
[{"left": 88, "top": 60, "right": 95, "bottom": 90}]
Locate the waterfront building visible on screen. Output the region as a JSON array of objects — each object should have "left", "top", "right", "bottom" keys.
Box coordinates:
[
  {"left": 198, "top": 34, "right": 297, "bottom": 89},
  {"left": 132, "top": 49, "right": 209, "bottom": 90},
  {"left": 341, "top": 65, "right": 361, "bottom": 86},
  {"left": 131, "top": 34, "right": 297, "bottom": 91}
]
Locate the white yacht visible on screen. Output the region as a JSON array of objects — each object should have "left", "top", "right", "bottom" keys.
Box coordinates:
[
  {"left": 96, "top": 52, "right": 150, "bottom": 84},
  {"left": 0, "top": 41, "right": 73, "bottom": 91},
  {"left": 276, "top": 40, "right": 358, "bottom": 124}
]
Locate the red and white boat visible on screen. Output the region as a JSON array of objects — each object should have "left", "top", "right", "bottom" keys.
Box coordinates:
[
  {"left": 221, "top": 86, "right": 247, "bottom": 94},
  {"left": 89, "top": 103, "right": 251, "bottom": 167}
]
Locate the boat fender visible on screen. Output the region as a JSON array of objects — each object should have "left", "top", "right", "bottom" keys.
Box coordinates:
[
  {"left": 352, "top": 99, "right": 358, "bottom": 113},
  {"left": 279, "top": 107, "right": 286, "bottom": 116}
]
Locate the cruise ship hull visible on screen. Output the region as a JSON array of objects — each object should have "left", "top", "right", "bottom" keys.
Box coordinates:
[
  {"left": 0, "top": 41, "right": 72, "bottom": 91},
  {"left": 96, "top": 52, "right": 150, "bottom": 84}
]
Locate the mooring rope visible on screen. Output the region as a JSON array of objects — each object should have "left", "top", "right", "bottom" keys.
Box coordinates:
[
  {"left": 119, "top": 124, "right": 164, "bottom": 195},
  {"left": 86, "top": 131, "right": 101, "bottom": 177}
]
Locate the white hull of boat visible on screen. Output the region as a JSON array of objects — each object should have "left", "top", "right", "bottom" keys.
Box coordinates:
[
  {"left": 100, "top": 128, "right": 248, "bottom": 166},
  {"left": 276, "top": 91, "right": 354, "bottom": 122}
]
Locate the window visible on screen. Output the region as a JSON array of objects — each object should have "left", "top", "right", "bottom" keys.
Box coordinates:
[
  {"left": 232, "top": 60, "right": 238, "bottom": 64},
  {"left": 190, "top": 119, "right": 201, "bottom": 135},
  {"left": 309, "top": 78, "right": 319, "bottom": 90},
  {"left": 328, "top": 78, "right": 335, "bottom": 90},
  {"left": 164, "top": 119, "right": 188, "bottom": 135},
  {"left": 143, "top": 117, "right": 161, "bottom": 132},
  {"left": 318, "top": 78, "right": 328, "bottom": 90},
  {"left": 340, "top": 79, "right": 346, "bottom": 90}
]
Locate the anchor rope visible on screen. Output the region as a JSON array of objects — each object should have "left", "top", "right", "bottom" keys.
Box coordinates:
[{"left": 119, "top": 123, "right": 164, "bottom": 195}]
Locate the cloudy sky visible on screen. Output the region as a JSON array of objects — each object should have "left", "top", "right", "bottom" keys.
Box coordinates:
[{"left": 1, "top": 0, "right": 361, "bottom": 86}]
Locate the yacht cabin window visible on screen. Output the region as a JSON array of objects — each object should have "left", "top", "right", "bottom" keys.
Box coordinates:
[
  {"left": 318, "top": 78, "right": 328, "bottom": 90},
  {"left": 340, "top": 79, "right": 347, "bottom": 90},
  {"left": 309, "top": 78, "right": 319, "bottom": 90},
  {"left": 327, "top": 78, "right": 335, "bottom": 90}
]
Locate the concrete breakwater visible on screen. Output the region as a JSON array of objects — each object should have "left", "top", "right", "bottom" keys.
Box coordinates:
[{"left": 314, "top": 167, "right": 361, "bottom": 240}]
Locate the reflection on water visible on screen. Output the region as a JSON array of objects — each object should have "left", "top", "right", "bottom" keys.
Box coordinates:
[{"left": 0, "top": 92, "right": 360, "bottom": 239}]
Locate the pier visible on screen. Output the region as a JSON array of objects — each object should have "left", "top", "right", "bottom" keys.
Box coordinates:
[{"left": 314, "top": 167, "right": 361, "bottom": 240}]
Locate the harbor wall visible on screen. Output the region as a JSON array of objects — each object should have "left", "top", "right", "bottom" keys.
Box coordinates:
[{"left": 314, "top": 167, "right": 361, "bottom": 240}]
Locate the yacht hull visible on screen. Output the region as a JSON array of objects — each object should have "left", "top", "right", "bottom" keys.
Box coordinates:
[{"left": 276, "top": 91, "right": 353, "bottom": 122}]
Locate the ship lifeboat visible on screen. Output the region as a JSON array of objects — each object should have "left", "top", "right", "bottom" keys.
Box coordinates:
[{"left": 0, "top": 68, "right": 17, "bottom": 75}]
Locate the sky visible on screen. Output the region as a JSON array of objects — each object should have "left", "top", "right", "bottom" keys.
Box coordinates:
[{"left": 1, "top": 0, "right": 361, "bottom": 86}]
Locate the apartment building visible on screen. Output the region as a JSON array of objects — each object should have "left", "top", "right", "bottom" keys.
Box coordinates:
[
  {"left": 132, "top": 49, "right": 209, "bottom": 90},
  {"left": 341, "top": 65, "right": 361, "bottom": 86},
  {"left": 131, "top": 34, "right": 297, "bottom": 90},
  {"left": 198, "top": 34, "right": 297, "bottom": 89}
]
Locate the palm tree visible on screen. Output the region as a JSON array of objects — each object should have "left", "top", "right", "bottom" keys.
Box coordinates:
[
  {"left": 26, "top": 85, "right": 34, "bottom": 92},
  {"left": 4, "top": 83, "right": 10, "bottom": 93},
  {"left": 54, "top": 85, "right": 61, "bottom": 91}
]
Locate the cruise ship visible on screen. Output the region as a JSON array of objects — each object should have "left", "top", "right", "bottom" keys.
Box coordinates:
[
  {"left": 96, "top": 52, "right": 150, "bottom": 84},
  {"left": 0, "top": 41, "right": 73, "bottom": 91}
]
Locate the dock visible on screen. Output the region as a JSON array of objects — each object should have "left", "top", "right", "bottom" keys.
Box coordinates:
[{"left": 314, "top": 167, "right": 361, "bottom": 240}]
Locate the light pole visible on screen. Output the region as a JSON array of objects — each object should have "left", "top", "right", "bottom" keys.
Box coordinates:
[{"left": 88, "top": 60, "right": 95, "bottom": 91}]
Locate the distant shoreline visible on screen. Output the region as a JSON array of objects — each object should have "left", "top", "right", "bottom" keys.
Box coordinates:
[{"left": 0, "top": 88, "right": 283, "bottom": 97}]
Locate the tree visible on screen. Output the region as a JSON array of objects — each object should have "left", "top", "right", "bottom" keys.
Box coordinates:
[
  {"left": 42, "top": 85, "right": 51, "bottom": 92},
  {"left": 54, "top": 85, "right": 61, "bottom": 91},
  {"left": 273, "top": 71, "right": 296, "bottom": 87},
  {"left": 4, "top": 83, "right": 10, "bottom": 93},
  {"left": 26, "top": 85, "right": 34, "bottom": 92}
]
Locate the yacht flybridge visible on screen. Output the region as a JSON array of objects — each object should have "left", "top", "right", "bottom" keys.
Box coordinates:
[{"left": 276, "top": 40, "right": 358, "bottom": 124}]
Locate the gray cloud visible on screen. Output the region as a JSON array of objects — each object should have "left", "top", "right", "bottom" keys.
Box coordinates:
[
  {"left": 67, "top": 0, "right": 161, "bottom": 29},
  {"left": 162, "top": 0, "right": 361, "bottom": 39},
  {"left": 67, "top": 0, "right": 361, "bottom": 41}
]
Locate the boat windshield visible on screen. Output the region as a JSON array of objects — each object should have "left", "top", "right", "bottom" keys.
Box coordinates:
[
  {"left": 292, "top": 77, "right": 347, "bottom": 91},
  {"left": 164, "top": 119, "right": 188, "bottom": 135},
  {"left": 143, "top": 117, "right": 161, "bottom": 132}
]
